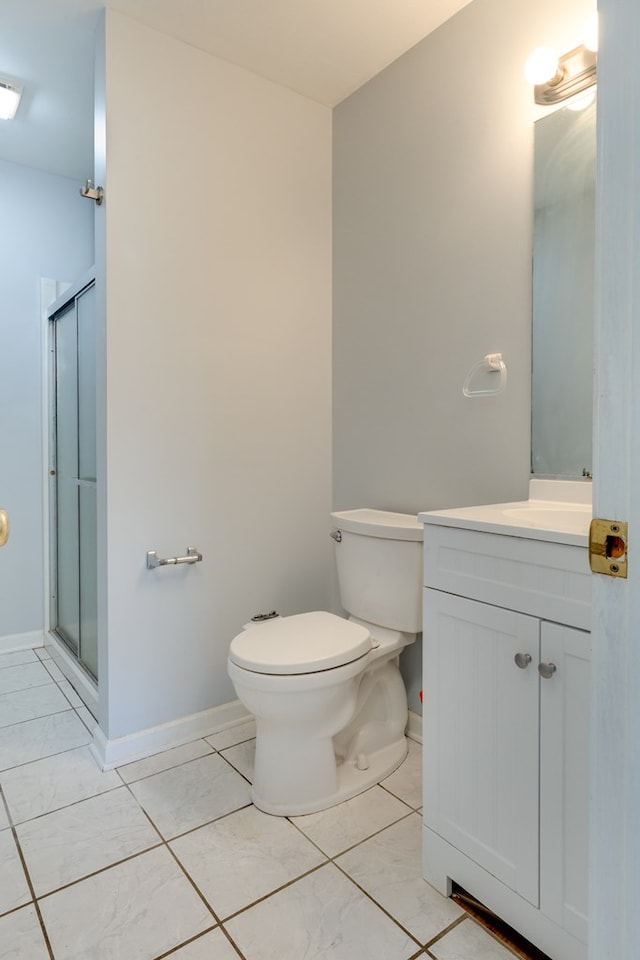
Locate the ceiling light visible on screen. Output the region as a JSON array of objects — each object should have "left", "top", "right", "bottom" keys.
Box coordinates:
[{"left": 0, "top": 77, "right": 22, "bottom": 120}]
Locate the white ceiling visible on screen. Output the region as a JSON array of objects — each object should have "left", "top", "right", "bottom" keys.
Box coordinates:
[{"left": 0, "top": 0, "right": 472, "bottom": 181}]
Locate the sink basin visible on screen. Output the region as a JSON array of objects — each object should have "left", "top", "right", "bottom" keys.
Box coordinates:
[
  {"left": 503, "top": 502, "right": 591, "bottom": 534},
  {"left": 419, "top": 495, "right": 592, "bottom": 546}
]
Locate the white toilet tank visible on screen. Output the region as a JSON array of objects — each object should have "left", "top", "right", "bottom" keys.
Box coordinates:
[{"left": 330, "top": 508, "right": 423, "bottom": 634}]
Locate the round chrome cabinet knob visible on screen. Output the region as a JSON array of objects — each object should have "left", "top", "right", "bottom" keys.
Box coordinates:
[
  {"left": 514, "top": 652, "right": 532, "bottom": 669},
  {"left": 538, "top": 662, "right": 557, "bottom": 680}
]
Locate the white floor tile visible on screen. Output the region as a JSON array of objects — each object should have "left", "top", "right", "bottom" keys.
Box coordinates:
[
  {"left": 0, "top": 683, "right": 70, "bottom": 729},
  {"left": 381, "top": 738, "right": 422, "bottom": 808},
  {"left": 128, "top": 753, "right": 251, "bottom": 839},
  {"left": 0, "top": 829, "right": 31, "bottom": 914},
  {"left": 170, "top": 929, "right": 240, "bottom": 959},
  {"left": 0, "top": 651, "right": 38, "bottom": 669},
  {"left": 226, "top": 862, "right": 418, "bottom": 960},
  {"left": 0, "top": 905, "right": 50, "bottom": 960},
  {"left": 57, "top": 680, "right": 83, "bottom": 709},
  {"left": 0, "top": 676, "right": 526, "bottom": 960},
  {"left": 0, "top": 745, "right": 120, "bottom": 824},
  {"left": 336, "top": 812, "right": 463, "bottom": 943},
  {"left": 0, "top": 662, "right": 53, "bottom": 697},
  {"left": 74, "top": 707, "right": 97, "bottom": 733},
  {"left": 220, "top": 739, "right": 255, "bottom": 781},
  {"left": 39, "top": 846, "right": 215, "bottom": 960},
  {"left": 171, "top": 803, "right": 326, "bottom": 919},
  {"left": 430, "top": 917, "right": 519, "bottom": 959},
  {"left": 41, "top": 660, "right": 66, "bottom": 683},
  {"left": 17, "top": 786, "right": 160, "bottom": 895},
  {"left": 291, "top": 784, "right": 412, "bottom": 857},
  {"left": 117, "top": 740, "right": 214, "bottom": 784},
  {"left": 0, "top": 711, "right": 92, "bottom": 772},
  {"left": 206, "top": 719, "right": 256, "bottom": 750}
]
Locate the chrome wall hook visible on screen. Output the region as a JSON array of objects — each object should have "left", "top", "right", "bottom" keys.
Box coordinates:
[{"left": 79, "top": 179, "right": 104, "bottom": 205}]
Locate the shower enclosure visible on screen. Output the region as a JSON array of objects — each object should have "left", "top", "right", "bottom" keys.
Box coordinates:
[{"left": 48, "top": 274, "right": 98, "bottom": 681}]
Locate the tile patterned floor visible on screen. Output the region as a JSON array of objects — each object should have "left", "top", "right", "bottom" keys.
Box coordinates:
[{"left": 0, "top": 647, "right": 524, "bottom": 960}]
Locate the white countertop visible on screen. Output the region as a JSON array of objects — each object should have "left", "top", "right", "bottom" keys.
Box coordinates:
[{"left": 418, "top": 481, "right": 592, "bottom": 547}]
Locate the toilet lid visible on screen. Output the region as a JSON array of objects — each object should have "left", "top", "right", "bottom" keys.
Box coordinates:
[{"left": 229, "top": 611, "right": 372, "bottom": 675}]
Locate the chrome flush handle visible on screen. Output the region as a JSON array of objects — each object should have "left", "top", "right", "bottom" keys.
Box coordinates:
[
  {"left": 514, "top": 653, "right": 532, "bottom": 669},
  {"left": 329, "top": 529, "right": 342, "bottom": 543}
]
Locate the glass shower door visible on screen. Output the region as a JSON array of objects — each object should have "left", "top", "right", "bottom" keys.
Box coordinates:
[{"left": 50, "top": 281, "right": 98, "bottom": 680}]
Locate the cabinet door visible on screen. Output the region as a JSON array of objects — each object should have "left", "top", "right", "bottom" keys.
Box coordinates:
[
  {"left": 423, "top": 590, "right": 540, "bottom": 906},
  {"left": 539, "top": 622, "right": 591, "bottom": 942}
]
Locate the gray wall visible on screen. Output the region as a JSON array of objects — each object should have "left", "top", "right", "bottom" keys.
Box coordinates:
[
  {"left": 96, "top": 12, "right": 332, "bottom": 742},
  {"left": 0, "top": 159, "right": 94, "bottom": 646},
  {"left": 332, "top": 0, "right": 594, "bottom": 711}
]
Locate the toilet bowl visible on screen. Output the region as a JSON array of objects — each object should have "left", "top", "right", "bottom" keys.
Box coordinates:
[{"left": 227, "top": 508, "right": 423, "bottom": 817}]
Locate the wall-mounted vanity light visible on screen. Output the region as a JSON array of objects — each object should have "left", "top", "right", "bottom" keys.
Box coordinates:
[
  {"left": 0, "top": 76, "right": 22, "bottom": 120},
  {"left": 525, "top": 14, "right": 598, "bottom": 105}
]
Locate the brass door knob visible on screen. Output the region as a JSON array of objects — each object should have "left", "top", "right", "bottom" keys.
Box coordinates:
[{"left": 0, "top": 508, "right": 9, "bottom": 547}]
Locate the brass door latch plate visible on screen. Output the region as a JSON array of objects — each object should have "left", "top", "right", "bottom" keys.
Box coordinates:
[
  {"left": 589, "top": 518, "right": 628, "bottom": 578},
  {"left": 0, "top": 508, "right": 8, "bottom": 547}
]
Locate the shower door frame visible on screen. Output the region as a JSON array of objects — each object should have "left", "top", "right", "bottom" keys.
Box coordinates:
[{"left": 44, "top": 269, "right": 99, "bottom": 709}]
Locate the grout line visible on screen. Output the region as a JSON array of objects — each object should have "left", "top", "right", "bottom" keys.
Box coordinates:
[
  {"left": 423, "top": 913, "right": 469, "bottom": 952},
  {"left": 330, "top": 855, "right": 423, "bottom": 949},
  {"left": 0, "top": 705, "right": 73, "bottom": 734},
  {"left": 0, "top": 726, "right": 92, "bottom": 777},
  {"left": 217, "top": 859, "right": 330, "bottom": 925},
  {"left": 0, "top": 678, "right": 57, "bottom": 695},
  {"left": 149, "top": 924, "right": 225, "bottom": 960},
  {"left": 32, "top": 839, "right": 165, "bottom": 902},
  {"left": 5, "top": 808, "right": 56, "bottom": 959},
  {"left": 119, "top": 781, "right": 166, "bottom": 844},
  {"left": 160, "top": 800, "right": 255, "bottom": 845},
  {"left": 1, "top": 724, "right": 460, "bottom": 960},
  {"left": 204, "top": 726, "right": 256, "bottom": 752},
  {"left": 151, "top": 924, "right": 248, "bottom": 960},
  {"left": 6, "top": 781, "right": 124, "bottom": 829},
  {"left": 116, "top": 742, "right": 218, "bottom": 785},
  {"left": 378, "top": 777, "right": 422, "bottom": 811},
  {"left": 216, "top": 925, "right": 247, "bottom": 959},
  {"left": 162, "top": 840, "right": 223, "bottom": 924},
  {"left": 215, "top": 745, "right": 254, "bottom": 785},
  {"left": 287, "top": 801, "right": 416, "bottom": 861}
]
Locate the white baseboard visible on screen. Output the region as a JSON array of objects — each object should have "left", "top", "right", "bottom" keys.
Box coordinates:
[
  {"left": 91, "top": 699, "right": 252, "bottom": 771},
  {"left": 406, "top": 708, "right": 423, "bottom": 744},
  {"left": 92, "top": 702, "right": 422, "bottom": 771},
  {"left": 0, "top": 630, "right": 45, "bottom": 655}
]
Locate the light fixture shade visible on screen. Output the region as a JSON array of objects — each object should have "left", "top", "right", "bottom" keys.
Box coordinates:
[
  {"left": 525, "top": 47, "right": 560, "bottom": 86},
  {"left": 0, "top": 78, "right": 22, "bottom": 120},
  {"left": 583, "top": 13, "right": 599, "bottom": 52},
  {"left": 566, "top": 88, "right": 596, "bottom": 111},
  {"left": 526, "top": 45, "right": 596, "bottom": 106}
]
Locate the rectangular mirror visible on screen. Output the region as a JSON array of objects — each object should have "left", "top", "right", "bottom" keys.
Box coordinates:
[{"left": 531, "top": 98, "right": 596, "bottom": 479}]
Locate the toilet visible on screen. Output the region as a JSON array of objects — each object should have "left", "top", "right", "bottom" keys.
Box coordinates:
[{"left": 227, "top": 508, "right": 423, "bottom": 816}]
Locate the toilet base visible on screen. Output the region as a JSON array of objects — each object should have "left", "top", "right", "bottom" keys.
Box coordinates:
[{"left": 250, "top": 736, "right": 408, "bottom": 817}]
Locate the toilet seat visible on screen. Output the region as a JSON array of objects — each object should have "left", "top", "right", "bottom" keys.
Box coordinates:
[{"left": 229, "top": 611, "right": 372, "bottom": 675}]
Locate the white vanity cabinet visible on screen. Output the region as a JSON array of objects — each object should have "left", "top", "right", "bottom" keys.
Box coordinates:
[{"left": 420, "top": 515, "right": 591, "bottom": 960}]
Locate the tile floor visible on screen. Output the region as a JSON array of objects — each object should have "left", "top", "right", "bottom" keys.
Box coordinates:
[{"left": 0, "top": 647, "right": 524, "bottom": 960}]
